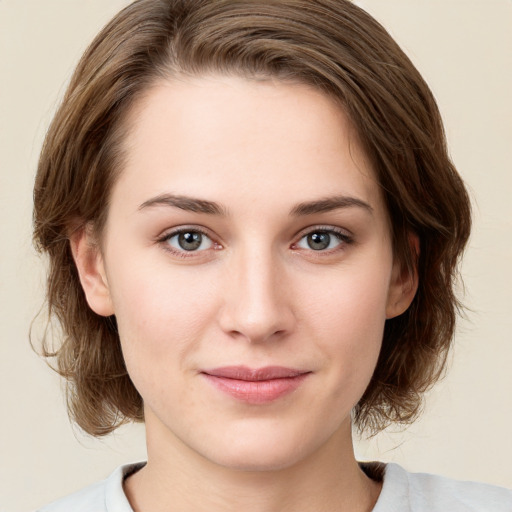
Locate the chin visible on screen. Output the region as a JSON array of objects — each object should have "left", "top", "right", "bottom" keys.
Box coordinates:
[
  {"left": 208, "top": 445, "right": 307, "bottom": 472},
  {"left": 196, "top": 423, "right": 326, "bottom": 473}
]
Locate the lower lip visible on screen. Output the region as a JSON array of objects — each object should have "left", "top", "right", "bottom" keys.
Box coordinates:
[{"left": 202, "top": 374, "right": 309, "bottom": 404}]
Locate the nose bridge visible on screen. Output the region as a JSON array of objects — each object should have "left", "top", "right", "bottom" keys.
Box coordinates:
[{"left": 219, "top": 241, "right": 293, "bottom": 342}]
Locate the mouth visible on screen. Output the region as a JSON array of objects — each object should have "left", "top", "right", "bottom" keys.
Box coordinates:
[{"left": 201, "top": 366, "right": 311, "bottom": 404}]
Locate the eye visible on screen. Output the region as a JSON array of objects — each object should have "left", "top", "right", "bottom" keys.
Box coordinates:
[
  {"left": 295, "top": 229, "right": 351, "bottom": 251},
  {"left": 163, "top": 229, "right": 214, "bottom": 252}
]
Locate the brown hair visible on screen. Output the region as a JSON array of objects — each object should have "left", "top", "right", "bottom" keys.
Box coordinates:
[{"left": 33, "top": 0, "right": 471, "bottom": 436}]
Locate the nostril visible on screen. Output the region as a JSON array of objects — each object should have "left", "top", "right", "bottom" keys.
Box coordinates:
[{"left": 218, "top": 306, "right": 294, "bottom": 344}]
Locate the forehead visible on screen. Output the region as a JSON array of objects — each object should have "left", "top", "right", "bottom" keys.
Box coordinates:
[{"left": 114, "top": 75, "right": 385, "bottom": 218}]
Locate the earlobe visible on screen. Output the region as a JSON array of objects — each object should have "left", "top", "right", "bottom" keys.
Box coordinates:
[
  {"left": 69, "top": 224, "right": 114, "bottom": 317},
  {"left": 386, "top": 234, "right": 419, "bottom": 319}
]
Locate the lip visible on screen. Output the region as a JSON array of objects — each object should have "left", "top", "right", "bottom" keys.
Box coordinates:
[{"left": 201, "top": 366, "right": 310, "bottom": 404}]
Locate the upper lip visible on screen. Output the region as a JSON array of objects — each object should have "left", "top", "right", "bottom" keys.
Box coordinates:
[{"left": 202, "top": 366, "right": 309, "bottom": 381}]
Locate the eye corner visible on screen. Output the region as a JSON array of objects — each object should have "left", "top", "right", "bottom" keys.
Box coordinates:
[
  {"left": 157, "top": 226, "right": 221, "bottom": 259},
  {"left": 293, "top": 226, "right": 354, "bottom": 253}
]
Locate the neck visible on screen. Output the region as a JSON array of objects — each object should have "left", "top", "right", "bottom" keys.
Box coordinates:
[{"left": 124, "top": 417, "right": 381, "bottom": 512}]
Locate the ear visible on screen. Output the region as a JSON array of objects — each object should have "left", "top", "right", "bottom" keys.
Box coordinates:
[
  {"left": 69, "top": 224, "right": 114, "bottom": 317},
  {"left": 386, "top": 234, "right": 419, "bottom": 319}
]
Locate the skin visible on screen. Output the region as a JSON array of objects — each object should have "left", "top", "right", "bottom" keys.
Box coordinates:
[{"left": 72, "top": 76, "right": 417, "bottom": 512}]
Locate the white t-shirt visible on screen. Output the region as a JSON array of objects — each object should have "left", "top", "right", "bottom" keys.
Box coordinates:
[{"left": 37, "top": 462, "right": 512, "bottom": 511}]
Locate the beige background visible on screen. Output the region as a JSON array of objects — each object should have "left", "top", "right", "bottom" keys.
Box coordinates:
[{"left": 1, "top": 0, "right": 511, "bottom": 510}]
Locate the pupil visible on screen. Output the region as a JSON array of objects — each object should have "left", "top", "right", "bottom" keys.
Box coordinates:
[
  {"left": 178, "top": 232, "right": 202, "bottom": 251},
  {"left": 308, "top": 232, "right": 330, "bottom": 250}
]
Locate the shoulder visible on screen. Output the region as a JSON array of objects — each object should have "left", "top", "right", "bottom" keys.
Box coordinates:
[
  {"left": 374, "top": 463, "right": 512, "bottom": 512},
  {"left": 36, "top": 462, "right": 145, "bottom": 512}
]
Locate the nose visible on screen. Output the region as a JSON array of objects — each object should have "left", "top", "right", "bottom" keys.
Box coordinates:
[{"left": 217, "top": 246, "right": 296, "bottom": 344}]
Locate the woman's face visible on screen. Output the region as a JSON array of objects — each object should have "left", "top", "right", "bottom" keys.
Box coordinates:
[{"left": 80, "top": 76, "right": 411, "bottom": 471}]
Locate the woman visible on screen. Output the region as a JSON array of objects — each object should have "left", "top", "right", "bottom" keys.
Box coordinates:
[{"left": 33, "top": 0, "right": 511, "bottom": 510}]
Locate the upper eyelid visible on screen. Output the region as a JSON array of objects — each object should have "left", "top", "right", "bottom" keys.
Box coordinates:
[
  {"left": 158, "top": 225, "right": 214, "bottom": 241},
  {"left": 294, "top": 225, "right": 353, "bottom": 239}
]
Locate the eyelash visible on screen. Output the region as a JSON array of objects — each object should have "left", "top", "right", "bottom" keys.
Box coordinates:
[
  {"left": 292, "top": 226, "right": 354, "bottom": 254},
  {"left": 157, "top": 225, "right": 354, "bottom": 259},
  {"left": 157, "top": 227, "right": 221, "bottom": 259}
]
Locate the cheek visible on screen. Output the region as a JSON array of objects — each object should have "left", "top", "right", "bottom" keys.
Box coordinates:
[
  {"left": 303, "top": 261, "right": 391, "bottom": 340},
  {"left": 299, "top": 262, "right": 391, "bottom": 388},
  {"left": 107, "top": 260, "right": 219, "bottom": 374}
]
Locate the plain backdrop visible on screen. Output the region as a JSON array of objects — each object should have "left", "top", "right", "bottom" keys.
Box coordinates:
[{"left": 1, "top": 1, "right": 511, "bottom": 510}]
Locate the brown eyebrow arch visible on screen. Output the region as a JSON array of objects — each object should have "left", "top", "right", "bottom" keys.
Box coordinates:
[
  {"left": 139, "top": 193, "right": 371, "bottom": 217},
  {"left": 290, "top": 196, "right": 373, "bottom": 216},
  {"left": 139, "top": 194, "right": 227, "bottom": 215}
]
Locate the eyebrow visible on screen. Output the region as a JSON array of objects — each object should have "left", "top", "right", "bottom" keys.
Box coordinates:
[
  {"left": 138, "top": 193, "right": 373, "bottom": 217},
  {"left": 289, "top": 196, "right": 373, "bottom": 216},
  {"left": 139, "top": 194, "right": 227, "bottom": 215}
]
